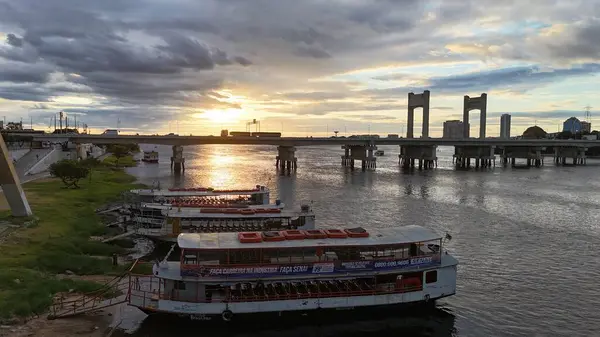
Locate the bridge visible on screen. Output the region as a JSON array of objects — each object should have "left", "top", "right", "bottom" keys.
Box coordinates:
[
  {"left": 6, "top": 133, "right": 600, "bottom": 147},
  {"left": 1, "top": 89, "right": 597, "bottom": 217}
]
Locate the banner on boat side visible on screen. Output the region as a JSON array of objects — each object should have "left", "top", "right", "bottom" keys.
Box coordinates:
[{"left": 180, "top": 255, "right": 439, "bottom": 278}]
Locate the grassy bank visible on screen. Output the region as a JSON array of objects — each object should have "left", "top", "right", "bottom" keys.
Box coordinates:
[
  {"left": 0, "top": 168, "right": 143, "bottom": 320},
  {"left": 102, "top": 155, "right": 137, "bottom": 167}
]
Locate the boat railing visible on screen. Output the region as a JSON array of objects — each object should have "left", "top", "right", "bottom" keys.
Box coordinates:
[{"left": 127, "top": 274, "right": 423, "bottom": 306}]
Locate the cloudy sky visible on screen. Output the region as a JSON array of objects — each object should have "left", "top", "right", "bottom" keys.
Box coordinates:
[{"left": 0, "top": 0, "right": 599, "bottom": 137}]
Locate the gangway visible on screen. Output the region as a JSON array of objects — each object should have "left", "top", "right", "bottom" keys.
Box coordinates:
[{"left": 47, "top": 260, "right": 139, "bottom": 320}]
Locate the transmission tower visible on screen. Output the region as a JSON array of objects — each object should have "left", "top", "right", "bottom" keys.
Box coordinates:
[{"left": 584, "top": 105, "right": 592, "bottom": 122}]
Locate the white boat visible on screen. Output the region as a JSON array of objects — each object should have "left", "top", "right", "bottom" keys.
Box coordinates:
[
  {"left": 127, "top": 226, "right": 458, "bottom": 321},
  {"left": 142, "top": 151, "right": 159, "bottom": 163},
  {"left": 129, "top": 185, "right": 271, "bottom": 205},
  {"left": 130, "top": 204, "right": 315, "bottom": 240},
  {"left": 375, "top": 150, "right": 385, "bottom": 156}
]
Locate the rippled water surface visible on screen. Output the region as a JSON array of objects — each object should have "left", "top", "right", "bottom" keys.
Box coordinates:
[{"left": 120, "top": 144, "right": 600, "bottom": 337}]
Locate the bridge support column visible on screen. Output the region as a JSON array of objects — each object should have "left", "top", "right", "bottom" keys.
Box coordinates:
[
  {"left": 0, "top": 135, "right": 33, "bottom": 217},
  {"left": 170, "top": 145, "right": 185, "bottom": 173},
  {"left": 454, "top": 146, "right": 495, "bottom": 169},
  {"left": 554, "top": 147, "right": 586, "bottom": 165},
  {"left": 277, "top": 146, "right": 297, "bottom": 173},
  {"left": 502, "top": 147, "right": 544, "bottom": 168},
  {"left": 341, "top": 144, "right": 376, "bottom": 171},
  {"left": 399, "top": 145, "right": 437, "bottom": 170}
]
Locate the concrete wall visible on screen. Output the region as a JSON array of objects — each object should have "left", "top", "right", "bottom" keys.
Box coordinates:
[
  {"left": 8, "top": 149, "right": 30, "bottom": 162},
  {"left": 27, "top": 146, "right": 65, "bottom": 175}
]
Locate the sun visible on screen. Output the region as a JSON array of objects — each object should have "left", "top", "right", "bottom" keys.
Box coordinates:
[{"left": 197, "top": 109, "right": 243, "bottom": 125}]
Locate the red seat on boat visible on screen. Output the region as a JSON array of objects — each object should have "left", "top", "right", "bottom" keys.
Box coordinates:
[
  {"left": 305, "top": 229, "right": 327, "bottom": 239},
  {"left": 325, "top": 229, "right": 348, "bottom": 239},
  {"left": 239, "top": 232, "right": 262, "bottom": 243},
  {"left": 281, "top": 230, "right": 306, "bottom": 240},
  {"left": 262, "top": 231, "right": 285, "bottom": 241},
  {"left": 344, "top": 227, "right": 369, "bottom": 238}
]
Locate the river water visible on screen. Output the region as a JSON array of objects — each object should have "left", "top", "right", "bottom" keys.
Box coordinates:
[{"left": 118, "top": 144, "right": 600, "bottom": 337}]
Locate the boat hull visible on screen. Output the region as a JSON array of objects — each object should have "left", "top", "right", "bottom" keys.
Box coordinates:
[{"left": 135, "top": 294, "right": 452, "bottom": 323}]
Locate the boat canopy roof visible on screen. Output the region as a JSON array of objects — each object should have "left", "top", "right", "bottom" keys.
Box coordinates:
[
  {"left": 130, "top": 186, "right": 269, "bottom": 197},
  {"left": 178, "top": 226, "right": 442, "bottom": 250}
]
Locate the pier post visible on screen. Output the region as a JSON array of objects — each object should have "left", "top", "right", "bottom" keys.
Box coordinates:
[{"left": 170, "top": 145, "right": 185, "bottom": 173}]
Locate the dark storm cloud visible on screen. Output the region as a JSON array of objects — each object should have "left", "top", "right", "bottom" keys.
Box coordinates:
[
  {"left": 542, "top": 19, "right": 600, "bottom": 60},
  {"left": 365, "top": 63, "right": 600, "bottom": 96},
  {"left": 6, "top": 34, "right": 23, "bottom": 47},
  {"left": 0, "top": 0, "right": 599, "bottom": 131},
  {"left": 294, "top": 45, "right": 332, "bottom": 59},
  {"left": 0, "top": 64, "right": 53, "bottom": 83}
]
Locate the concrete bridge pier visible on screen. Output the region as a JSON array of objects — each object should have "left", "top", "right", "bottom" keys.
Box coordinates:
[
  {"left": 553, "top": 147, "right": 586, "bottom": 165},
  {"left": 0, "top": 135, "right": 33, "bottom": 217},
  {"left": 501, "top": 147, "right": 543, "bottom": 167},
  {"left": 276, "top": 146, "right": 297, "bottom": 173},
  {"left": 170, "top": 145, "right": 185, "bottom": 173},
  {"left": 399, "top": 145, "right": 437, "bottom": 170},
  {"left": 341, "top": 144, "right": 376, "bottom": 171},
  {"left": 454, "top": 146, "right": 495, "bottom": 169}
]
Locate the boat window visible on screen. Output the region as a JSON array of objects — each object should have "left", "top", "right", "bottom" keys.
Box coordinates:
[
  {"left": 276, "top": 248, "right": 304, "bottom": 263},
  {"left": 174, "top": 280, "right": 186, "bottom": 290},
  {"left": 425, "top": 270, "right": 437, "bottom": 284},
  {"left": 198, "top": 250, "right": 227, "bottom": 265}
]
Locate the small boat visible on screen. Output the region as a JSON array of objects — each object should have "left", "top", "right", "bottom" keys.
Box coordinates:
[
  {"left": 375, "top": 150, "right": 385, "bottom": 156},
  {"left": 142, "top": 150, "right": 159, "bottom": 163},
  {"left": 127, "top": 225, "right": 458, "bottom": 321}
]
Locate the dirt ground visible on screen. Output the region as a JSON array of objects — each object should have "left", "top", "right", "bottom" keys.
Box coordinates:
[{"left": 0, "top": 308, "right": 115, "bottom": 337}]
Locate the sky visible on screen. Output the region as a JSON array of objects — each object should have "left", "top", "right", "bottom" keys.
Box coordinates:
[{"left": 0, "top": 0, "right": 599, "bottom": 137}]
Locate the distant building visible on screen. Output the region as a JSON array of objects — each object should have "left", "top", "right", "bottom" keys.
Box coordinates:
[
  {"left": 500, "top": 114, "right": 511, "bottom": 139},
  {"left": 582, "top": 121, "right": 591, "bottom": 133},
  {"left": 563, "top": 117, "right": 583, "bottom": 133},
  {"left": 443, "top": 120, "right": 466, "bottom": 139},
  {"left": 102, "top": 129, "right": 119, "bottom": 135},
  {"left": 387, "top": 134, "right": 399, "bottom": 139}
]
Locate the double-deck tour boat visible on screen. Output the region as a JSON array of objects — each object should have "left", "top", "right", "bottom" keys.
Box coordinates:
[
  {"left": 127, "top": 185, "right": 315, "bottom": 240},
  {"left": 130, "top": 204, "right": 315, "bottom": 241},
  {"left": 142, "top": 150, "right": 159, "bottom": 163},
  {"left": 129, "top": 185, "right": 271, "bottom": 206},
  {"left": 127, "top": 226, "right": 458, "bottom": 321}
]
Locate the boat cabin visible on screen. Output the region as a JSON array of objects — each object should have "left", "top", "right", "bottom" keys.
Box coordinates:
[{"left": 177, "top": 226, "right": 442, "bottom": 278}]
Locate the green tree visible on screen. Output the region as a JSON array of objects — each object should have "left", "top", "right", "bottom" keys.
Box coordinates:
[
  {"left": 111, "top": 145, "right": 131, "bottom": 167},
  {"left": 49, "top": 160, "right": 90, "bottom": 188},
  {"left": 80, "top": 157, "right": 101, "bottom": 182}
]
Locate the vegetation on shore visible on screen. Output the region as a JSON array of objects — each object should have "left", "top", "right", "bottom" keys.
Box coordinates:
[
  {"left": 0, "top": 167, "right": 144, "bottom": 320},
  {"left": 102, "top": 154, "right": 137, "bottom": 167}
]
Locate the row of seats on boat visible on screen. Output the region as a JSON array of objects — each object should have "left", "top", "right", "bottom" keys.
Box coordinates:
[
  {"left": 227, "top": 279, "right": 376, "bottom": 301},
  {"left": 182, "top": 223, "right": 295, "bottom": 232}
]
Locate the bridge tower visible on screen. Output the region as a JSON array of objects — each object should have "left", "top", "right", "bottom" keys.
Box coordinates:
[
  {"left": 399, "top": 90, "right": 436, "bottom": 170},
  {"left": 0, "top": 135, "right": 33, "bottom": 216},
  {"left": 463, "top": 93, "right": 487, "bottom": 139},
  {"left": 406, "top": 90, "right": 430, "bottom": 139}
]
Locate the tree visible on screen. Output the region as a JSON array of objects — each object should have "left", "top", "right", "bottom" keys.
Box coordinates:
[
  {"left": 111, "top": 145, "right": 131, "bottom": 167},
  {"left": 80, "top": 157, "right": 101, "bottom": 182},
  {"left": 49, "top": 160, "right": 90, "bottom": 188}
]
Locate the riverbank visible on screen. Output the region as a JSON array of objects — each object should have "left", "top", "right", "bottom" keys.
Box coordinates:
[{"left": 0, "top": 167, "right": 144, "bottom": 329}]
